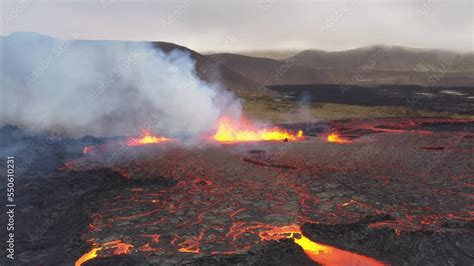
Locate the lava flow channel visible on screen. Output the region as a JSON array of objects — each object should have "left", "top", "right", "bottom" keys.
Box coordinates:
[
  {"left": 213, "top": 116, "right": 303, "bottom": 143},
  {"left": 260, "top": 225, "right": 385, "bottom": 266},
  {"left": 75, "top": 240, "right": 134, "bottom": 266},
  {"left": 76, "top": 225, "right": 386, "bottom": 266}
]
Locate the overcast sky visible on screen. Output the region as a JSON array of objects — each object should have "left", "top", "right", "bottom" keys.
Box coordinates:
[{"left": 1, "top": 0, "right": 472, "bottom": 52}]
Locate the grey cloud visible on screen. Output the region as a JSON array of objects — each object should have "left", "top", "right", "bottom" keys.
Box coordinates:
[{"left": 0, "top": 0, "right": 472, "bottom": 52}]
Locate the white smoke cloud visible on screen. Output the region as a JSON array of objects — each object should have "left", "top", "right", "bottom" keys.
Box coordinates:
[{"left": 0, "top": 32, "right": 241, "bottom": 139}]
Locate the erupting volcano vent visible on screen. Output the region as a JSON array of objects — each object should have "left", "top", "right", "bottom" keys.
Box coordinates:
[
  {"left": 326, "top": 133, "right": 351, "bottom": 144},
  {"left": 126, "top": 131, "right": 175, "bottom": 146},
  {"left": 213, "top": 116, "right": 304, "bottom": 143}
]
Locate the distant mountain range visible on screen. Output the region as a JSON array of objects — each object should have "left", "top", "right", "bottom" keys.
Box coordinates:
[
  {"left": 3, "top": 33, "right": 474, "bottom": 94},
  {"left": 161, "top": 42, "right": 474, "bottom": 92}
]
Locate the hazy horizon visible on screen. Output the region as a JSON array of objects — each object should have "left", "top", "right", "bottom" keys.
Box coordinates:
[
  {"left": 2, "top": 31, "right": 473, "bottom": 56},
  {"left": 1, "top": 0, "right": 473, "bottom": 53}
]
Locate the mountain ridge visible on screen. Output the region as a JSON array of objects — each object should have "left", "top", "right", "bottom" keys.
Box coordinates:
[{"left": 2, "top": 32, "right": 473, "bottom": 91}]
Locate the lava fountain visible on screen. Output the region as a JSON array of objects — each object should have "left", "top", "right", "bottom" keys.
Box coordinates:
[{"left": 213, "top": 116, "right": 303, "bottom": 143}]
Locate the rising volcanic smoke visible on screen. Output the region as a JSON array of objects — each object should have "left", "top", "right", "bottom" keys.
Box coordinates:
[{"left": 0, "top": 32, "right": 241, "bottom": 139}]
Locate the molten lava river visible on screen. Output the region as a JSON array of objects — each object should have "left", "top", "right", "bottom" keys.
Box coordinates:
[{"left": 67, "top": 118, "right": 473, "bottom": 265}]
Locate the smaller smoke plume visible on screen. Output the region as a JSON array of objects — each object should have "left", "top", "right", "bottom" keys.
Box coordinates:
[{"left": 0, "top": 32, "right": 241, "bottom": 139}]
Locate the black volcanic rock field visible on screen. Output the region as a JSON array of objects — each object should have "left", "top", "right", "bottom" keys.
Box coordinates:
[
  {"left": 270, "top": 84, "right": 474, "bottom": 115},
  {"left": 1, "top": 117, "right": 472, "bottom": 265}
]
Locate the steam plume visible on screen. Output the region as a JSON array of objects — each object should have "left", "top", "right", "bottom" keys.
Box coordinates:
[{"left": 0, "top": 32, "right": 241, "bottom": 139}]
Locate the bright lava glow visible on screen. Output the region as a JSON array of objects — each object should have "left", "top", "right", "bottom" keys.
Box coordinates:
[
  {"left": 126, "top": 131, "right": 174, "bottom": 146},
  {"left": 82, "top": 146, "right": 91, "bottom": 154},
  {"left": 260, "top": 225, "right": 385, "bottom": 266},
  {"left": 75, "top": 240, "right": 133, "bottom": 266},
  {"left": 327, "top": 133, "right": 351, "bottom": 143},
  {"left": 213, "top": 116, "right": 303, "bottom": 143},
  {"left": 75, "top": 248, "right": 100, "bottom": 266}
]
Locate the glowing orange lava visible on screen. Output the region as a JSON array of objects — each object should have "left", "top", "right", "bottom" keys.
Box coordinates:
[
  {"left": 75, "top": 240, "right": 134, "bottom": 266},
  {"left": 260, "top": 225, "right": 386, "bottom": 266},
  {"left": 126, "top": 131, "right": 174, "bottom": 146},
  {"left": 213, "top": 116, "right": 303, "bottom": 143},
  {"left": 75, "top": 248, "right": 100, "bottom": 266},
  {"left": 327, "top": 133, "right": 351, "bottom": 144},
  {"left": 82, "top": 146, "right": 91, "bottom": 154}
]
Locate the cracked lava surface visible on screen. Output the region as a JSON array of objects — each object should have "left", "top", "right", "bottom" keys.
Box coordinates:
[{"left": 66, "top": 118, "right": 473, "bottom": 265}]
